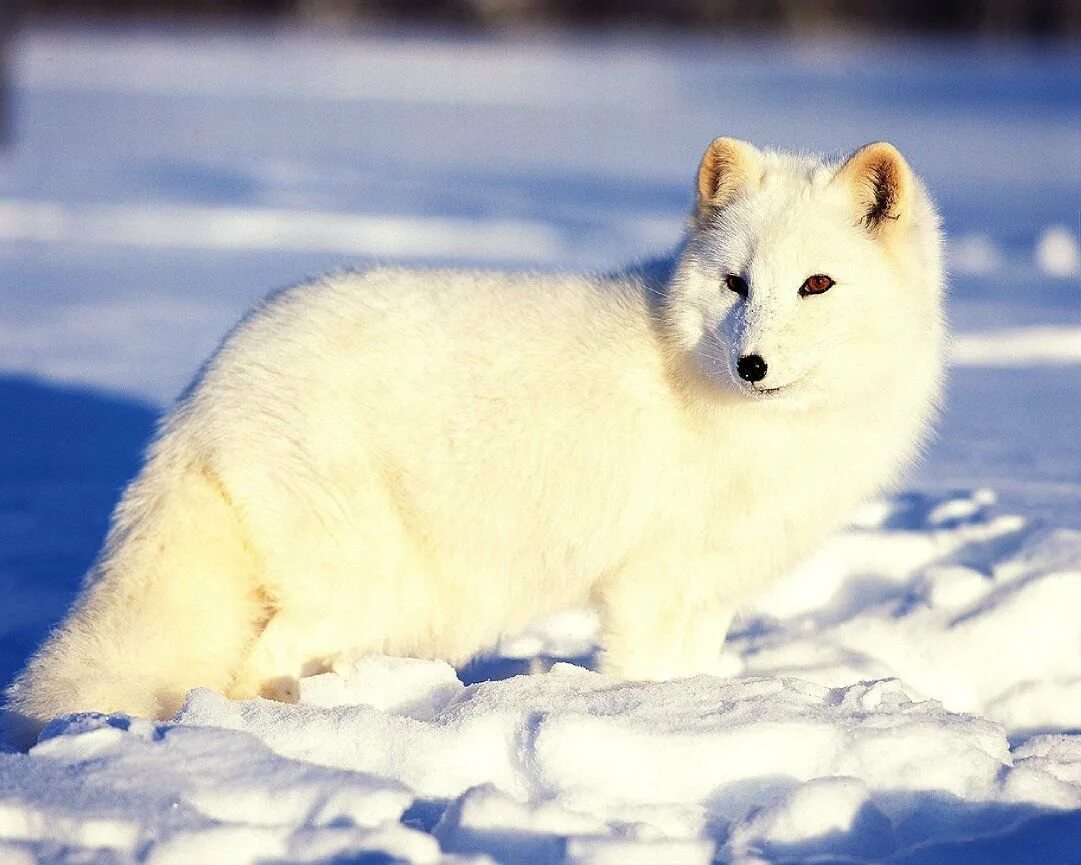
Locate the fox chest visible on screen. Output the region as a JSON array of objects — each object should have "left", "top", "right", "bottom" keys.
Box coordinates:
[{"left": 689, "top": 414, "right": 882, "bottom": 566}]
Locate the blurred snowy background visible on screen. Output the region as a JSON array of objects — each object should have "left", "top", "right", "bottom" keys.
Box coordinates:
[{"left": 0, "top": 5, "right": 1079, "bottom": 864}]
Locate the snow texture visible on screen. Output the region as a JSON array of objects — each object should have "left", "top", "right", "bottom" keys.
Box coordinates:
[{"left": 0, "top": 25, "right": 1079, "bottom": 865}]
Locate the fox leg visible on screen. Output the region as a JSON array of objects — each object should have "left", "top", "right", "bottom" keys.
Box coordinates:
[
  {"left": 594, "top": 555, "right": 733, "bottom": 680},
  {"left": 4, "top": 461, "right": 265, "bottom": 748},
  {"left": 229, "top": 603, "right": 362, "bottom": 702}
]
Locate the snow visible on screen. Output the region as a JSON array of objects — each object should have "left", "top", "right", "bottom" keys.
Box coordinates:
[
  {"left": 1035, "top": 226, "right": 1081, "bottom": 278},
  {"left": 2, "top": 657, "right": 1076, "bottom": 863},
  {"left": 731, "top": 492, "right": 1081, "bottom": 733},
  {"left": 0, "top": 198, "right": 571, "bottom": 263},
  {"left": 952, "top": 326, "right": 1081, "bottom": 366},
  {"left": 1, "top": 24, "right": 1080, "bottom": 865}
]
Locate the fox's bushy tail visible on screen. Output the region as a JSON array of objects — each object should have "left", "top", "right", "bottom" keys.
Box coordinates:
[{"left": 4, "top": 457, "right": 266, "bottom": 748}]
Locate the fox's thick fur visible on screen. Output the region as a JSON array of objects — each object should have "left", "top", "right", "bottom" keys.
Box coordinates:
[{"left": 6, "top": 140, "right": 945, "bottom": 745}]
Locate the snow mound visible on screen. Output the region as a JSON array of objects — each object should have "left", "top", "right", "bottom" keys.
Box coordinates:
[
  {"left": 3, "top": 660, "right": 1079, "bottom": 864},
  {"left": 736, "top": 490, "right": 1081, "bottom": 736},
  {"left": 1035, "top": 226, "right": 1081, "bottom": 277},
  {"left": 177, "top": 668, "right": 1007, "bottom": 812},
  {"left": 0, "top": 711, "right": 477, "bottom": 864}
]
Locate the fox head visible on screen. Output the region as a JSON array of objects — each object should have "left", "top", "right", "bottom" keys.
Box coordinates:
[{"left": 664, "top": 139, "right": 945, "bottom": 411}]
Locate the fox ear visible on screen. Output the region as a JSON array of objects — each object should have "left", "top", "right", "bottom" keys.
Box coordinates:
[
  {"left": 833, "top": 141, "right": 911, "bottom": 236},
  {"left": 695, "top": 137, "right": 761, "bottom": 227}
]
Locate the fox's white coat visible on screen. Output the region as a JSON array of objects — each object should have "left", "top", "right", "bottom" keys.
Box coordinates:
[{"left": 6, "top": 140, "right": 945, "bottom": 743}]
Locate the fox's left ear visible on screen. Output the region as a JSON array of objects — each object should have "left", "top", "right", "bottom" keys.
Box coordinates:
[{"left": 833, "top": 142, "right": 912, "bottom": 237}]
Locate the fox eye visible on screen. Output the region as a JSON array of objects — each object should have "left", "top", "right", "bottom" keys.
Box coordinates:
[
  {"left": 799, "top": 274, "right": 834, "bottom": 297},
  {"left": 725, "top": 274, "right": 749, "bottom": 298}
]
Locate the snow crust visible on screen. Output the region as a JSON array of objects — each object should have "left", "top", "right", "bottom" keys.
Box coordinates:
[
  {"left": 736, "top": 491, "right": 1081, "bottom": 734},
  {"left": 4, "top": 643, "right": 1079, "bottom": 863}
]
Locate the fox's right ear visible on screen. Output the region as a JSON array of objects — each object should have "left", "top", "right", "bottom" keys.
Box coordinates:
[
  {"left": 695, "top": 137, "right": 761, "bottom": 228},
  {"left": 832, "top": 141, "right": 912, "bottom": 237}
]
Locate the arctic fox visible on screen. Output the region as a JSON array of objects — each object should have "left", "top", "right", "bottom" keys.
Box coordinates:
[{"left": 6, "top": 139, "right": 944, "bottom": 743}]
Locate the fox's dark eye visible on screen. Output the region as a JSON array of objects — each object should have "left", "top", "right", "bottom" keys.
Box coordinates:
[
  {"left": 725, "top": 274, "right": 749, "bottom": 298},
  {"left": 799, "top": 274, "right": 834, "bottom": 297}
]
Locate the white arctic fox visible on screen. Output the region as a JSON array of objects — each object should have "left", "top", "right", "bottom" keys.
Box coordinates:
[{"left": 7, "top": 139, "right": 945, "bottom": 742}]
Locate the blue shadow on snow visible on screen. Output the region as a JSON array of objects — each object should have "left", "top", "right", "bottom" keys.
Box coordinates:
[{"left": 0, "top": 375, "right": 158, "bottom": 694}]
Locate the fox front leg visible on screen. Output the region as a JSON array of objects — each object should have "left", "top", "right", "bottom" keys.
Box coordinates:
[{"left": 594, "top": 561, "right": 734, "bottom": 681}]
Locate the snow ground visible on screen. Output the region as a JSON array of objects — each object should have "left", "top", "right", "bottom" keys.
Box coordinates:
[{"left": 0, "top": 25, "right": 1079, "bottom": 865}]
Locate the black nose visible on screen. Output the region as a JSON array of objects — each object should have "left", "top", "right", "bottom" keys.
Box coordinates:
[{"left": 737, "top": 354, "right": 767, "bottom": 383}]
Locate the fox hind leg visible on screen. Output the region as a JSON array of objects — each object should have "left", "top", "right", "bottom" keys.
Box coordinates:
[{"left": 4, "top": 461, "right": 267, "bottom": 747}]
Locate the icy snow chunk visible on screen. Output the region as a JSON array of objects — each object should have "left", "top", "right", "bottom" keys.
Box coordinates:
[
  {"left": 1000, "top": 735, "right": 1081, "bottom": 811},
  {"left": 32, "top": 723, "right": 128, "bottom": 759},
  {"left": 725, "top": 638, "right": 892, "bottom": 691},
  {"left": 1035, "top": 225, "right": 1081, "bottom": 277},
  {"left": 290, "top": 822, "right": 446, "bottom": 865},
  {"left": 180, "top": 667, "right": 1010, "bottom": 821},
  {"left": 496, "top": 608, "right": 599, "bottom": 661},
  {"left": 0, "top": 800, "right": 139, "bottom": 852},
  {"left": 724, "top": 777, "right": 893, "bottom": 862},
  {"left": 991, "top": 528, "right": 1081, "bottom": 585},
  {"left": 180, "top": 685, "right": 526, "bottom": 800},
  {"left": 916, "top": 565, "right": 989, "bottom": 610},
  {"left": 144, "top": 825, "right": 289, "bottom": 865},
  {"left": 1013, "top": 735, "right": 1081, "bottom": 788},
  {"left": 0, "top": 845, "right": 35, "bottom": 865},
  {"left": 35, "top": 711, "right": 164, "bottom": 752},
  {"left": 999, "top": 765, "right": 1081, "bottom": 811},
  {"left": 299, "top": 655, "right": 463, "bottom": 720},
  {"left": 835, "top": 678, "right": 928, "bottom": 711},
  {"left": 1, "top": 709, "right": 413, "bottom": 861},
  {"left": 565, "top": 836, "right": 715, "bottom": 865},
  {"left": 183, "top": 777, "right": 409, "bottom": 830},
  {"left": 986, "top": 678, "right": 1081, "bottom": 736},
  {"left": 926, "top": 488, "right": 997, "bottom": 526},
  {"left": 146, "top": 822, "right": 457, "bottom": 865},
  {"left": 528, "top": 687, "right": 845, "bottom": 816},
  {"left": 435, "top": 783, "right": 609, "bottom": 864}
]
